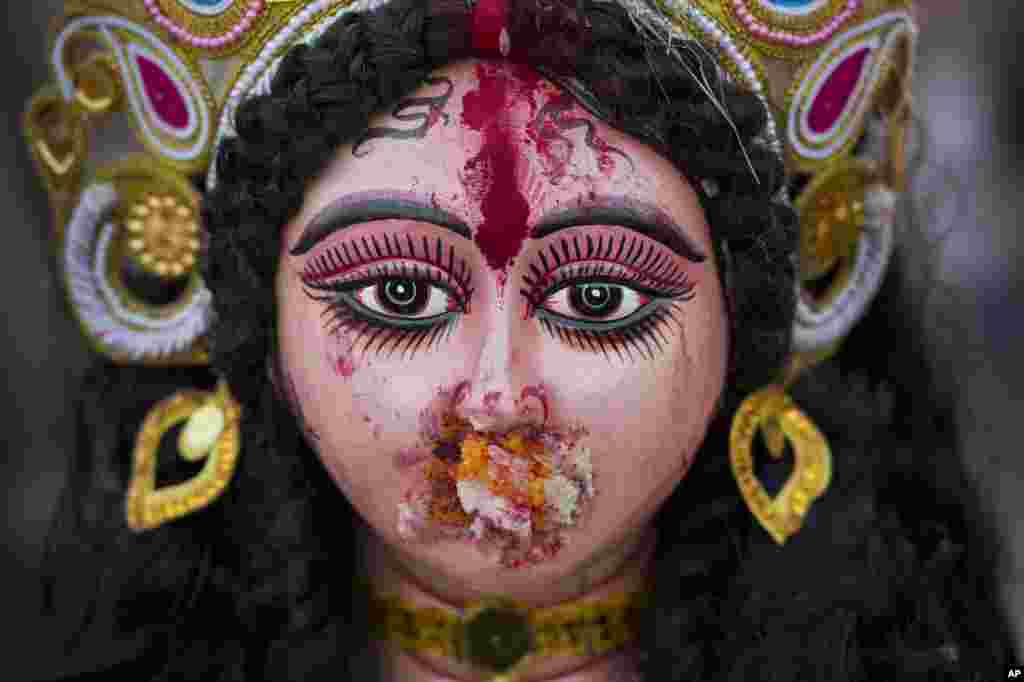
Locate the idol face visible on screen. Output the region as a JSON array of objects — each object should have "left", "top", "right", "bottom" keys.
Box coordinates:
[{"left": 275, "top": 58, "right": 729, "bottom": 597}]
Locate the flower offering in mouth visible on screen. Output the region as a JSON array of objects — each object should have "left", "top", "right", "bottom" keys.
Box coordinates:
[{"left": 397, "top": 413, "right": 594, "bottom": 568}]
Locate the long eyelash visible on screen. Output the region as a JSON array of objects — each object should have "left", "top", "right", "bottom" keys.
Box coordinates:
[
  {"left": 301, "top": 233, "right": 473, "bottom": 294},
  {"left": 305, "top": 260, "right": 467, "bottom": 302},
  {"left": 301, "top": 248, "right": 472, "bottom": 361},
  {"left": 520, "top": 233, "right": 695, "bottom": 303},
  {"left": 537, "top": 303, "right": 685, "bottom": 363},
  {"left": 305, "top": 285, "right": 460, "bottom": 362},
  {"left": 519, "top": 232, "right": 697, "bottom": 362},
  {"left": 519, "top": 260, "right": 696, "bottom": 314}
]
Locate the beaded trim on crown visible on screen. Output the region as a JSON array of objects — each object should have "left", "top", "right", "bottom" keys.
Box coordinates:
[{"left": 24, "top": 0, "right": 915, "bottom": 377}]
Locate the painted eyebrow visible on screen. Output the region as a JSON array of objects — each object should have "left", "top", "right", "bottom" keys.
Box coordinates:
[
  {"left": 289, "top": 190, "right": 472, "bottom": 256},
  {"left": 531, "top": 195, "right": 708, "bottom": 263}
]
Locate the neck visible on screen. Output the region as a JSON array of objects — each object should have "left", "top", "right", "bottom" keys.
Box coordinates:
[{"left": 355, "top": 519, "right": 656, "bottom": 682}]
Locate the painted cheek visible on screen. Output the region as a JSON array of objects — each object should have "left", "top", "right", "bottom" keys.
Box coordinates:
[{"left": 325, "top": 326, "right": 363, "bottom": 380}]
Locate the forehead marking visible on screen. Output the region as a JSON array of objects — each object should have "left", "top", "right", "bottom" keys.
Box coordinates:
[{"left": 459, "top": 61, "right": 540, "bottom": 272}]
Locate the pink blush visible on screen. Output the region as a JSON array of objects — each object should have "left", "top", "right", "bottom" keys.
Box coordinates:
[
  {"left": 394, "top": 447, "right": 431, "bottom": 469},
  {"left": 336, "top": 355, "right": 355, "bottom": 378},
  {"left": 326, "top": 328, "right": 361, "bottom": 380}
]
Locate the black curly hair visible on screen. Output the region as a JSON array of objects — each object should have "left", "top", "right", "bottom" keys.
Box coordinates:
[{"left": 37, "top": 0, "right": 1017, "bottom": 680}]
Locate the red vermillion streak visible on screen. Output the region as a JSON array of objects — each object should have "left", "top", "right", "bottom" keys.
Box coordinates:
[{"left": 460, "top": 61, "right": 535, "bottom": 284}]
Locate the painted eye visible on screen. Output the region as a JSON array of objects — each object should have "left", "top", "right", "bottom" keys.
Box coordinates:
[
  {"left": 353, "top": 277, "right": 454, "bottom": 319},
  {"left": 543, "top": 283, "right": 650, "bottom": 322}
]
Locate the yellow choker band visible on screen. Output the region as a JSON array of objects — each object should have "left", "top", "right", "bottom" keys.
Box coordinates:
[{"left": 357, "top": 574, "right": 652, "bottom": 682}]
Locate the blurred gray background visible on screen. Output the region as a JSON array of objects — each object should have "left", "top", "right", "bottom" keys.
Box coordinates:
[{"left": 2, "top": 1, "right": 1020, "bottom": 679}]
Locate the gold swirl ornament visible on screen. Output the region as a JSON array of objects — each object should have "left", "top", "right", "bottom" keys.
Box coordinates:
[
  {"left": 125, "top": 193, "right": 201, "bottom": 279},
  {"left": 126, "top": 379, "right": 241, "bottom": 531},
  {"left": 791, "top": 157, "right": 896, "bottom": 353},
  {"left": 61, "top": 156, "right": 212, "bottom": 366},
  {"left": 729, "top": 385, "right": 832, "bottom": 545},
  {"left": 70, "top": 52, "right": 123, "bottom": 115},
  {"left": 22, "top": 89, "right": 87, "bottom": 228},
  {"left": 797, "top": 157, "right": 875, "bottom": 290},
  {"left": 22, "top": 42, "right": 121, "bottom": 229}
]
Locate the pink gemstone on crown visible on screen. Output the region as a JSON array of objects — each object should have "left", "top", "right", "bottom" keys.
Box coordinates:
[
  {"left": 806, "top": 46, "right": 871, "bottom": 134},
  {"left": 135, "top": 54, "right": 190, "bottom": 130}
]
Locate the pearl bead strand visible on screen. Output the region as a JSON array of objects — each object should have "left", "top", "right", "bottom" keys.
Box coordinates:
[
  {"left": 731, "top": 0, "right": 861, "bottom": 47},
  {"left": 143, "top": 0, "right": 266, "bottom": 50}
]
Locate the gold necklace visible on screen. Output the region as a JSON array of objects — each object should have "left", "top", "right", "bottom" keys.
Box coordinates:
[{"left": 357, "top": 574, "right": 651, "bottom": 682}]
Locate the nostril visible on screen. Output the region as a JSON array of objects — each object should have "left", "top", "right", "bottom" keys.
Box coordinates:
[
  {"left": 483, "top": 391, "right": 502, "bottom": 415},
  {"left": 452, "top": 380, "right": 472, "bottom": 407},
  {"left": 459, "top": 391, "right": 548, "bottom": 433},
  {"left": 518, "top": 384, "right": 550, "bottom": 426}
]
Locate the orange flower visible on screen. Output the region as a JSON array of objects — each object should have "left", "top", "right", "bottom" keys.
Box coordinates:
[
  {"left": 429, "top": 492, "right": 471, "bottom": 526},
  {"left": 423, "top": 458, "right": 451, "bottom": 482},
  {"left": 530, "top": 458, "right": 553, "bottom": 479},
  {"left": 532, "top": 507, "right": 546, "bottom": 530},
  {"left": 486, "top": 475, "right": 529, "bottom": 507},
  {"left": 528, "top": 476, "right": 546, "bottom": 508},
  {"left": 502, "top": 432, "right": 547, "bottom": 459},
  {"left": 502, "top": 432, "right": 527, "bottom": 455},
  {"left": 455, "top": 434, "right": 490, "bottom": 480},
  {"left": 439, "top": 413, "right": 472, "bottom": 442}
]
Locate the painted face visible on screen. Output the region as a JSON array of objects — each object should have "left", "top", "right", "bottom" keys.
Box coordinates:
[{"left": 276, "top": 59, "right": 729, "bottom": 589}]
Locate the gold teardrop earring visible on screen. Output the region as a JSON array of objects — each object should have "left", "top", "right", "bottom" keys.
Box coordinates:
[
  {"left": 125, "top": 377, "right": 242, "bottom": 531},
  {"left": 729, "top": 352, "right": 833, "bottom": 545}
]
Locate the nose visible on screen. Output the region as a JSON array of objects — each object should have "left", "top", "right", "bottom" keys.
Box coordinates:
[{"left": 453, "top": 307, "right": 548, "bottom": 433}]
